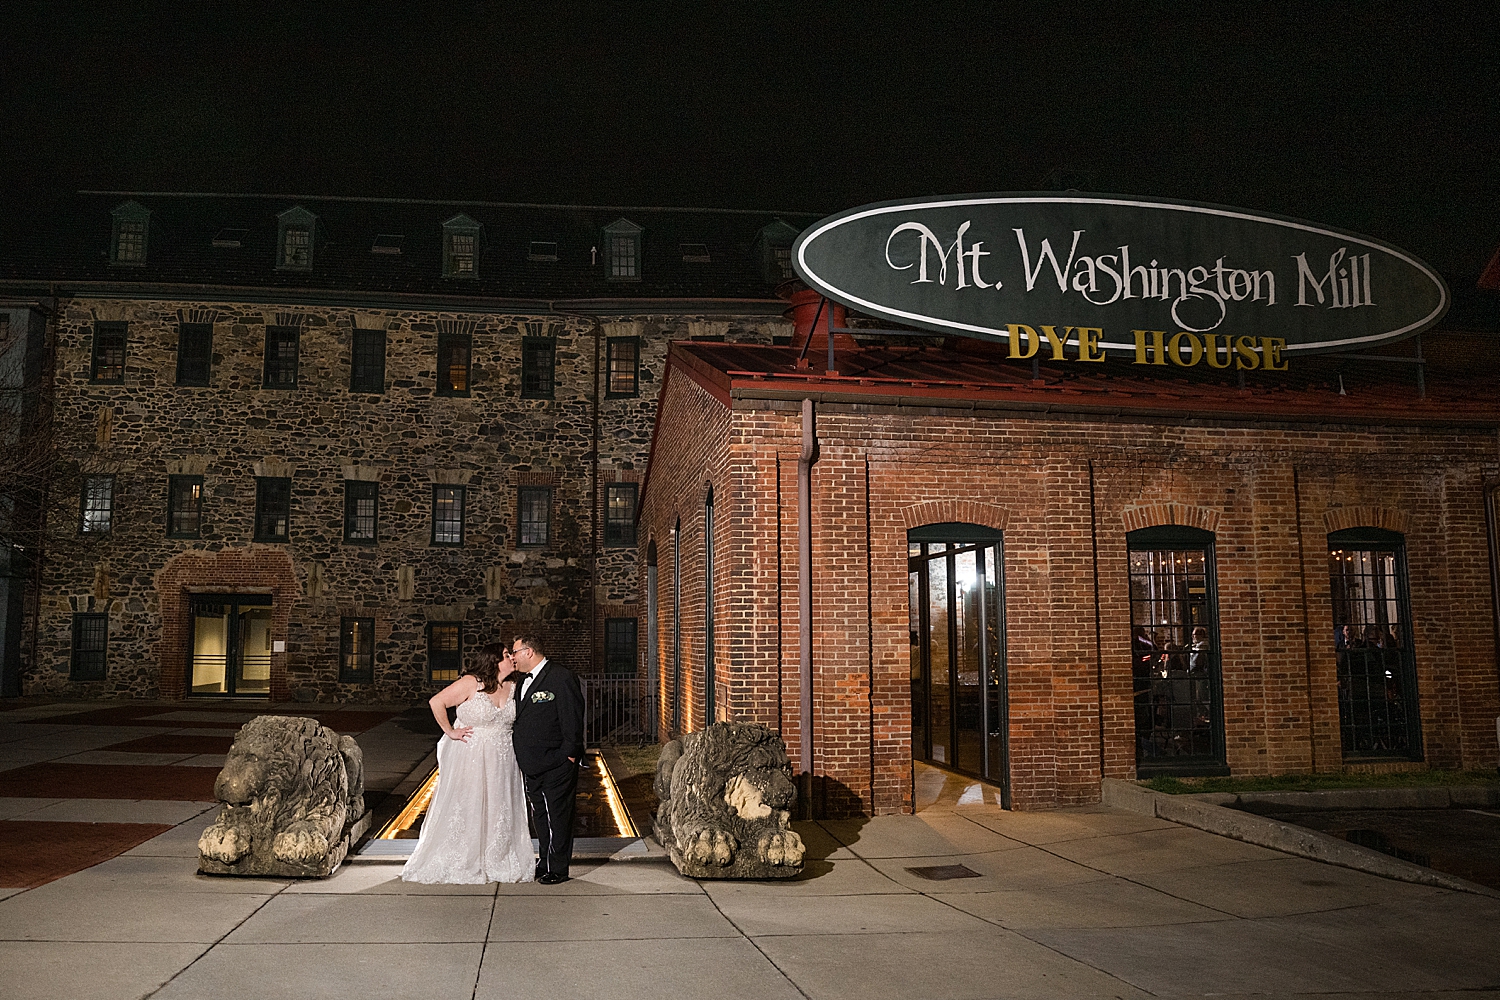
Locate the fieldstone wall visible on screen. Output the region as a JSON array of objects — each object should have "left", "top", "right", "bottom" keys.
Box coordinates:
[{"left": 32, "top": 296, "right": 788, "bottom": 701}]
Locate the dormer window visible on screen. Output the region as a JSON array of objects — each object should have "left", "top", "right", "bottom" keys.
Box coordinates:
[
  {"left": 276, "top": 206, "right": 317, "bottom": 272},
  {"left": 680, "top": 243, "right": 710, "bottom": 263},
  {"left": 372, "top": 234, "right": 404, "bottom": 255},
  {"left": 110, "top": 201, "right": 150, "bottom": 266},
  {"left": 604, "top": 218, "right": 642, "bottom": 281},
  {"left": 755, "top": 219, "right": 801, "bottom": 285},
  {"left": 528, "top": 241, "right": 558, "bottom": 261},
  {"left": 442, "top": 214, "right": 481, "bottom": 279}
]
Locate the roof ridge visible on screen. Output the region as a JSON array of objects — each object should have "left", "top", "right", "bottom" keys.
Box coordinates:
[{"left": 76, "top": 191, "right": 825, "bottom": 218}]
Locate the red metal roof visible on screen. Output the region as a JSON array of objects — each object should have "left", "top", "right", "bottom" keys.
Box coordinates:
[{"left": 666, "top": 332, "right": 1500, "bottom": 426}]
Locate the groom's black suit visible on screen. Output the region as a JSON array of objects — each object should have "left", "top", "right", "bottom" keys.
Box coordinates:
[{"left": 511, "top": 660, "right": 585, "bottom": 878}]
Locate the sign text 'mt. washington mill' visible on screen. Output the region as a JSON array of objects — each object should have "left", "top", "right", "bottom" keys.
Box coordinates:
[{"left": 792, "top": 194, "right": 1450, "bottom": 368}]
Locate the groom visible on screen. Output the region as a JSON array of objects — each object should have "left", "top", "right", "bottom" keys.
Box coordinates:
[{"left": 508, "top": 633, "right": 585, "bottom": 884}]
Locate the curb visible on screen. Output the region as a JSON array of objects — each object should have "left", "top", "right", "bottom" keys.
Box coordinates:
[{"left": 1101, "top": 778, "right": 1500, "bottom": 898}]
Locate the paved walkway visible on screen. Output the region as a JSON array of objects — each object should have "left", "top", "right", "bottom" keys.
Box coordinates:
[{"left": 2, "top": 704, "right": 1497, "bottom": 998}]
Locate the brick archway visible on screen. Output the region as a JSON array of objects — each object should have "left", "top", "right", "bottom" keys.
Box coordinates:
[
  {"left": 1322, "top": 505, "right": 1412, "bottom": 535},
  {"left": 155, "top": 547, "right": 300, "bottom": 700},
  {"left": 898, "top": 500, "right": 1010, "bottom": 532},
  {"left": 1122, "top": 503, "right": 1221, "bottom": 533}
]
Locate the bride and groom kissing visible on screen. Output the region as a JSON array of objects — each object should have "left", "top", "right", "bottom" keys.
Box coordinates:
[{"left": 401, "top": 634, "right": 586, "bottom": 885}]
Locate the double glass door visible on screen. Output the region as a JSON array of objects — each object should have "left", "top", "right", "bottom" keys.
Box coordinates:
[
  {"left": 909, "top": 528, "right": 1008, "bottom": 804},
  {"left": 189, "top": 595, "right": 272, "bottom": 696}
]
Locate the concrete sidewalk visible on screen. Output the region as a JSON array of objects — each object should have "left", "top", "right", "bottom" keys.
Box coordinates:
[{"left": 2, "top": 764, "right": 1497, "bottom": 1000}]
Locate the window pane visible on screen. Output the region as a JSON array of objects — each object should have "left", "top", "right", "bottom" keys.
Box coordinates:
[
  {"left": 438, "top": 334, "right": 471, "bottom": 395},
  {"left": 1329, "top": 543, "right": 1419, "bottom": 758},
  {"left": 71, "top": 613, "right": 109, "bottom": 680},
  {"left": 344, "top": 480, "right": 378, "bottom": 542},
  {"left": 428, "top": 623, "right": 462, "bottom": 681},
  {"left": 1129, "top": 545, "right": 1220, "bottom": 765},
  {"left": 255, "top": 477, "right": 290, "bottom": 541},
  {"left": 92, "top": 323, "right": 126, "bottom": 381},
  {"left": 605, "top": 484, "right": 637, "bottom": 546},
  {"left": 605, "top": 618, "right": 637, "bottom": 677},
  {"left": 263, "top": 327, "right": 299, "bottom": 387},
  {"left": 448, "top": 233, "right": 476, "bottom": 275},
  {"left": 341, "top": 617, "right": 375, "bottom": 681},
  {"left": 519, "top": 487, "right": 550, "bottom": 546},
  {"left": 351, "top": 330, "right": 386, "bottom": 392},
  {"left": 175, "top": 323, "right": 213, "bottom": 385},
  {"left": 522, "top": 338, "right": 555, "bottom": 398},
  {"left": 607, "top": 338, "right": 638, "bottom": 396},
  {"left": 283, "top": 226, "right": 310, "bottom": 267},
  {"left": 610, "top": 235, "right": 638, "bottom": 278},
  {"left": 432, "top": 486, "right": 464, "bottom": 545},
  {"left": 116, "top": 220, "right": 146, "bottom": 262},
  {"left": 168, "top": 476, "right": 202, "bottom": 537},
  {"left": 82, "top": 476, "right": 113, "bottom": 533}
]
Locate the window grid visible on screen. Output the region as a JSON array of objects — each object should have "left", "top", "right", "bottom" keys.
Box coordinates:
[
  {"left": 263, "top": 326, "right": 299, "bottom": 388},
  {"left": 427, "top": 623, "right": 462, "bottom": 682},
  {"left": 176, "top": 323, "right": 213, "bottom": 386},
  {"left": 71, "top": 613, "right": 108, "bottom": 681},
  {"left": 605, "top": 483, "right": 637, "bottom": 546},
  {"left": 1329, "top": 541, "right": 1421, "bottom": 759},
  {"left": 167, "top": 475, "right": 203, "bottom": 538},
  {"left": 605, "top": 618, "right": 638, "bottom": 678},
  {"left": 81, "top": 475, "right": 114, "bottom": 534},
  {"left": 282, "top": 226, "right": 311, "bottom": 268},
  {"left": 609, "top": 234, "right": 639, "bottom": 279},
  {"left": 91, "top": 322, "right": 126, "bottom": 383},
  {"left": 519, "top": 487, "right": 550, "bottom": 547},
  {"left": 255, "top": 477, "right": 291, "bottom": 542},
  {"left": 115, "top": 220, "right": 146, "bottom": 263},
  {"left": 1128, "top": 543, "right": 1223, "bottom": 770},
  {"left": 340, "top": 617, "right": 376, "bottom": 682},
  {"left": 344, "top": 480, "right": 378, "bottom": 544},
  {"left": 350, "top": 330, "right": 386, "bottom": 392},
  {"left": 521, "top": 337, "right": 555, "bottom": 399},
  {"left": 431, "top": 486, "right": 465, "bottom": 546},
  {"left": 437, "top": 333, "right": 472, "bottom": 396},
  {"left": 447, "top": 233, "right": 476, "bottom": 276},
  {"left": 606, "top": 337, "right": 639, "bottom": 397}
]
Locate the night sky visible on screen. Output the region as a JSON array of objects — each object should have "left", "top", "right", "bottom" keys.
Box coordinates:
[{"left": 4, "top": 5, "right": 1498, "bottom": 315}]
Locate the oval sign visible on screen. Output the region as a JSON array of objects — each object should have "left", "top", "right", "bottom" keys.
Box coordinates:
[{"left": 793, "top": 193, "right": 1449, "bottom": 355}]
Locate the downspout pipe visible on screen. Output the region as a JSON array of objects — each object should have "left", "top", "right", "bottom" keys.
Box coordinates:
[{"left": 797, "top": 397, "right": 817, "bottom": 816}]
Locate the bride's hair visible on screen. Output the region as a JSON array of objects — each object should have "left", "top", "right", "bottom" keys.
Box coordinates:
[{"left": 465, "top": 642, "right": 509, "bottom": 693}]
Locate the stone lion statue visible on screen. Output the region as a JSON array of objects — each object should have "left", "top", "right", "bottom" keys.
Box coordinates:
[
  {"left": 653, "top": 721, "right": 805, "bottom": 878},
  {"left": 199, "top": 715, "right": 366, "bottom": 877}
]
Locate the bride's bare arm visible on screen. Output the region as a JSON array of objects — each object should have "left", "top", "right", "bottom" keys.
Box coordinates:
[{"left": 430, "top": 675, "right": 479, "bottom": 741}]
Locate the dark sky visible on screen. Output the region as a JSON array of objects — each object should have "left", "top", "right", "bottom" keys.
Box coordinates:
[{"left": 4, "top": 4, "right": 1498, "bottom": 300}]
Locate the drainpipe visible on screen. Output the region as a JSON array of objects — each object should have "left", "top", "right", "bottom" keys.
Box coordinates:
[{"left": 797, "top": 397, "right": 817, "bottom": 817}]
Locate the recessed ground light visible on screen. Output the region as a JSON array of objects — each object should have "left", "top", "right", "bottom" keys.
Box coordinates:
[
  {"left": 372, "top": 234, "right": 404, "bottom": 255},
  {"left": 528, "top": 241, "right": 558, "bottom": 261},
  {"left": 211, "top": 228, "right": 248, "bottom": 248},
  {"left": 681, "top": 243, "right": 710, "bottom": 262}
]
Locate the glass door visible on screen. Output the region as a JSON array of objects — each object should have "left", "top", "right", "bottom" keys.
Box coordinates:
[
  {"left": 189, "top": 595, "right": 273, "bottom": 696},
  {"left": 908, "top": 525, "right": 1008, "bottom": 804}
]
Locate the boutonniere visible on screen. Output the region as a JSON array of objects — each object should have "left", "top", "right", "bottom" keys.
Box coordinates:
[{"left": 530, "top": 690, "right": 555, "bottom": 703}]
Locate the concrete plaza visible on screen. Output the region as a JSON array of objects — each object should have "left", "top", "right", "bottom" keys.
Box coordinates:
[{"left": 1, "top": 702, "right": 1497, "bottom": 999}]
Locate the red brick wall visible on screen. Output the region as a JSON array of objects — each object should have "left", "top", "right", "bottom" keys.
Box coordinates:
[{"left": 641, "top": 378, "right": 1500, "bottom": 815}]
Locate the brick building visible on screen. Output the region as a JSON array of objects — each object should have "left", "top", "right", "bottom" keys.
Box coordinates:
[
  {"left": 0, "top": 192, "right": 810, "bottom": 701},
  {"left": 637, "top": 324, "right": 1500, "bottom": 815}
]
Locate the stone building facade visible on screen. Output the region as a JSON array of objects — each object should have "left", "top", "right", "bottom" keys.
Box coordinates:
[
  {"left": 638, "top": 333, "right": 1500, "bottom": 814},
  {"left": 0, "top": 192, "right": 807, "bottom": 701}
]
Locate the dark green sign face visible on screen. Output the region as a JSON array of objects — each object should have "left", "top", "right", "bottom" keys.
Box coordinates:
[{"left": 793, "top": 194, "right": 1449, "bottom": 356}]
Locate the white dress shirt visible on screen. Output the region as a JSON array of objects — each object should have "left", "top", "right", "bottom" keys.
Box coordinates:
[{"left": 519, "top": 658, "right": 549, "bottom": 701}]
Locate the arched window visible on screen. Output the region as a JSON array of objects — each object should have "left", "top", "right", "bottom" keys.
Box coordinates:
[
  {"left": 704, "top": 487, "right": 716, "bottom": 724},
  {"left": 908, "top": 522, "right": 1008, "bottom": 801},
  {"left": 1127, "top": 525, "right": 1227, "bottom": 775},
  {"left": 672, "top": 517, "right": 683, "bottom": 734},
  {"left": 1328, "top": 528, "right": 1422, "bottom": 759},
  {"left": 646, "top": 540, "right": 659, "bottom": 740}
]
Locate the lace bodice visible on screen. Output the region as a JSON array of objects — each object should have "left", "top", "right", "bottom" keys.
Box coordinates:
[{"left": 455, "top": 692, "right": 515, "bottom": 733}]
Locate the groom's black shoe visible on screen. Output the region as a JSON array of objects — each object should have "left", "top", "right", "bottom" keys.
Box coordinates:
[{"left": 537, "top": 872, "right": 570, "bottom": 885}]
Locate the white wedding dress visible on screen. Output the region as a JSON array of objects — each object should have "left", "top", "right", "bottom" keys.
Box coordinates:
[{"left": 401, "top": 693, "right": 535, "bottom": 884}]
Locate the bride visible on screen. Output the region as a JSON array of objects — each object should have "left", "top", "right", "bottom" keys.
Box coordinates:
[{"left": 402, "top": 642, "right": 534, "bottom": 884}]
